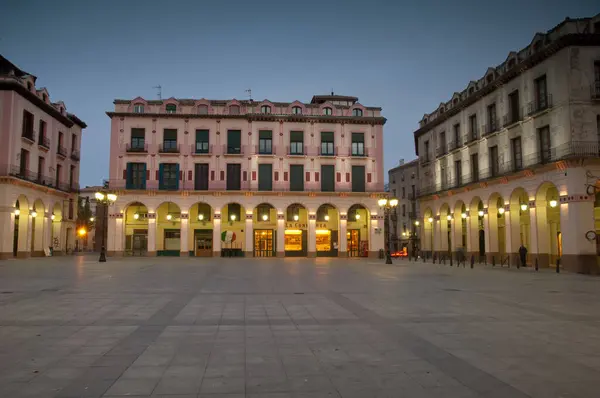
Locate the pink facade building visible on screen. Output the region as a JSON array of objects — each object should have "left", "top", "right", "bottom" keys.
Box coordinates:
[
  {"left": 106, "top": 94, "right": 386, "bottom": 257},
  {"left": 0, "top": 55, "right": 86, "bottom": 259}
]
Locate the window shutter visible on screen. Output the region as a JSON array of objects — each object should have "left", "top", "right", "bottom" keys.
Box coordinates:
[
  {"left": 252, "top": 171, "right": 256, "bottom": 181},
  {"left": 243, "top": 171, "right": 247, "bottom": 181},
  {"left": 306, "top": 172, "right": 310, "bottom": 182},
  {"left": 146, "top": 170, "right": 150, "bottom": 181},
  {"left": 175, "top": 164, "right": 180, "bottom": 190},
  {"left": 158, "top": 164, "right": 164, "bottom": 190},
  {"left": 211, "top": 170, "right": 215, "bottom": 181},
  {"left": 337, "top": 172, "right": 341, "bottom": 182},
  {"left": 156, "top": 170, "right": 159, "bottom": 181},
  {"left": 179, "top": 170, "right": 183, "bottom": 181},
  {"left": 351, "top": 132, "right": 364, "bottom": 143},
  {"left": 220, "top": 170, "right": 225, "bottom": 180},
  {"left": 284, "top": 171, "right": 288, "bottom": 181},
  {"left": 125, "top": 163, "right": 132, "bottom": 189},
  {"left": 141, "top": 163, "right": 147, "bottom": 189},
  {"left": 346, "top": 173, "right": 350, "bottom": 182},
  {"left": 367, "top": 173, "right": 372, "bottom": 183},
  {"left": 188, "top": 170, "right": 192, "bottom": 180},
  {"left": 196, "top": 129, "right": 209, "bottom": 142},
  {"left": 122, "top": 169, "right": 127, "bottom": 180},
  {"left": 290, "top": 131, "right": 303, "bottom": 142},
  {"left": 315, "top": 172, "right": 319, "bottom": 182},
  {"left": 259, "top": 130, "right": 272, "bottom": 139},
  {"left": 274, "top": 171, "right": 279, "bottom": 181}
]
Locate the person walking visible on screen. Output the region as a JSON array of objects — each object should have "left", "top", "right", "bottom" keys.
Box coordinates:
[{"left": 519, "top": 244, "right": 528, "bottom": 268}]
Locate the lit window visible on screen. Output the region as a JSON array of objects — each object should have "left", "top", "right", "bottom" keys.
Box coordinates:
[
  {"left": 323, "top": 107, "right": 332, "bottom": 116},
  {"left": 133, "top": 104, "right": 144, "bottom": 113},
  {"left": 166, "top": 104, "right": 176, "bottom": 114},
  {"left": 261, "top": 105, "right": 271, "bottom": 114},
  {"left": 229, "top": 105, "right": 240, "bottom": 115},
  {"left": 198, "top": 105, "right": 208, "bottom": 115},
  {"left": 292, "top": 106, "right": 302, "bottom": 115},
  {"left": 352, "top": 108, "right": 363, "bottom": 117}
]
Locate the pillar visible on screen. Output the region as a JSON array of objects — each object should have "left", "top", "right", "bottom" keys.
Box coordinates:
[
  {"left": 528, "top": 206, "right": 539, "bottom": 265},
  {"left": 43, "top": 213, "right": 52, "bottom": 255},
  {"left": 114, "top": 217, "right": 124, "bottom": 255},
  {"left": 17, "top": 213, "right": 31, "bottom": 258},
  {"left": 245, "top": 213, "right": 253, "bottom": 257},
  {"left": 277, "top": 214, "right": 285, "bottom": 258},
  {"left": 370, "top": 215, "right": 384, "bottom": 258},
  {"left": 32, "top": 213, "right": 45, "bottom": 256},
  {"left": 434, "top": 217, "right": 441, "bottom": 257},
  {"left": 147, "top": 216, "right": 157, "bottom": 256},
  {"left": 465, "top": 214, "right": 473, "bottom": 256},
  {"left": 0, "top": 209, "right": 14, "bottom": 259},
  {"left": 180, "top": 216, "right": 189, "bottom": 256},
  {"left": 107, "top": 216, "right": 117, "bottom": 256},
  {"left": 483, "top": 211, "right": 491, "bottom": 261},
  {"left": 504, "top": 210, "right": 513, "bottom": 265},
  {"left": 308, "top": 215, "right": 316, "bottom": 257},
  {"left": 535, "top": 204, "right": 551, "bottom": 267},
  {"left": 339, "top": 217, "right": 347, "bottom": 257},
  {"left": 213, "top": 216, "right": 221, "bottom": 257},
  {"left": 560, "top": 199, "right": 597, "bottom": 274}
]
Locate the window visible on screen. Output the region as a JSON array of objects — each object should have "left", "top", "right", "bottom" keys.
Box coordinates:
[
  {"left": 424, "top": 141, "right": 430, "bottom": 161},
  {"left": 469, "top": 114, "right": 477, "bottom": 140},
  {"left": 402, "top": 204, "right": 406, "bottom": 217},
  {"left": 508, "top": 90, "right": 520, "bottom": 124},
  {"left": 512, "top": 137, "right": 522, "bottom": 171},
  {"left": 455, "top": 160, "right": 462, "bottom": 186},
  {"left": 130, "top": 128, "right": 145, "bottom": 151},
  {"left": 56, "top": 164, "right": 61, "bottom": 187},
  {"left": 69, "top": 165, "right": 75, "bottom": 190},
  {"left": 133, "top": 104, "right": 144, "bottom": 113},
  {"left": 439, "top": 131, "right": 446, "bottom": 154},
  {"left": 469, "top": 87, "right": 475, "bottom": 95},
  {"left": 166, "top": 104, "right": 177, "bottom": 114},
  {"left": 290, "top": 131, "right": 304, "bottom": 155},
  {"left": 352, "top": 108, "right": 363, "bottom": 117},
  {"left": 227, "top": 130, "right": 241, "bottom": 154},
  {"left": 258, "top": 164, "right": 273, "bottom": 191},
  {"left": 402, "top": 187, "right": 405, "bottom": 198},
  {"left": 37, "top": 156, "right": 44, "bottom": 182},
  {"left": 22, "top": 110, "right": 34, "bottom": 140},
  {"left": 489, "top": 146, "right": 499, "bottom": 177},
  {"left": 195, "top": 130, "right": 209, "bottom": 154},
  {"left": 159, "top": 163, "right": 179, "bottom": 190},
  {"left": 229, "top": 105, "right": 240, "bottom": 115},
  {"left": 261, "top": 105, "right": 271, "bottom": 114},
  {"left": 487, "top": 103, "right": 497, "bottom": 133},
  {"left": 440, "top": 162, "right": 448, "bottom": 190},
  {"left": 162, "top": 129, "right": 178, "bottom": 152},
  {"left": 259, "top": 131, "right": 272, "bottom": 154},
  {"left": 453, "top": 124, "right": 460, "bottom": 146},
  {"left": 42, "top": 93, "right": 47, "bottom": 102},
  {"left": 290, "top": 165, "right": 304, "bottom": 191},
  {"left": 198, "top": 105, "right": 208, "bottom": 115},
  {"left": 257, "top": 204, "right": 271, "bottom": 221},
  {"left": 228, "top": 203, "right": 241, "bottom": 222},
  {"left": 126, "top": 162, "right": 146, "bottom": 189},
  {"left": 292, "top": 106, "right": 302, "bottom": 115},
  {"left": 71, "top": 134, "right": 77, "bottom": 152},
  {"left": 27, "top": 81, "right": 32, "bottom": 91},
  {"left": 538, "top": 126, "right": 551, "bottom": 163},
  {"left": 321, "top": 165, "right": 335, "bottom": 192},
  {"left": 351, "top": 133, "right": 365, "bottom": 156},
  {"left": 194, "top": 163, "right": 209, "bottom": 190},
  {"left": 351, "top": 165, "right": 365, "bottom": 192},
  {"left": 534, "top": 75, "right": 548, "bottom": 111},
  {"left": 226, "top": 164, "right": 241, "bottom": 190},
  {"left": 320, "top": 132, "right": 334, "bottom": 156},
  {"left": 323, "top": 107, "right": 332, "bottom": 116},
  {"left": 411, "top": 185, "right": 415, "bottom": 198},
  {"left": 471, "top": 154, "right": 479, "bottom": 182},
  {"left": 38, "top": 120, "right": 47, "bottom": 143},
  {"left": 287, "top": 205, "right": 301, "bottom": 222},
  {"left": 19, "top": 148, "right": 29, "bottom": 176},
  {"left": 58, "top": 131, "right": 65, "bottom": 154}
]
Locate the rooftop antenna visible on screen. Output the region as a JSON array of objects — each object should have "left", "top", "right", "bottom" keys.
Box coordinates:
[
  {"left": 153, "top": 85, "right": 162, "bottom": 100},
  {"left": 245, "top": 88, "right": 252, "bottom": 101},
  {"left": 331, "top": 89, "right": 334, "bottom": 95}
]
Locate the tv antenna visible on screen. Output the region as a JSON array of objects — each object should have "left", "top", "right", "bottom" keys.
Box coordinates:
[
  {"left": 245, "top": 89, "right": 252, "bottom": 101},
  {"left": 153, "top": 85, "right": 162, "bottom": 100}
]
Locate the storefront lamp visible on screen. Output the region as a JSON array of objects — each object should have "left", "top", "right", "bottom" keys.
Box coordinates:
[
  {"left": 427, "top": 217, "right": 433, "bottom": 223},
  {"left": 324, "top": 215, "right": 329, "bottom": 221},
  {"left": 95, "top": 192, "right": 105, "bottom": 201},
  {"left": 520, "top": 203, "right": 528, "bottom": 211},
  {"left": 389, "top": 198, "right": 399, "bottom": 207},
  {"left": 446, "top": 215, "right": 452, "bottom": 221},
  {"left": 355, "top": 214, "right": 360, "bottom": 220},
  {"left": 230, "top": 214, "right": 236, "bottom": 221},
  {"left": 133, "top": 213, "right": 140, "bottom": 220},
  {"left": 378, "top": 198, "right": 388, "bottom": 207},
  {"left": 14, "top": 208, "right": 20, "bottom": 216},
  {"left": 31, "top": 210, "right": 37, "bottom": 218},
  {"left": 414, "top": 220, "right": 420, "bottom": 226},
  {"left": 198, "top": 214, "right": 204, "bottom": 221},
  {"left": 90, "top": 217, "right": 95, "bottom": 222},
  {"left": 51, "top": 213, "right": 55, "bottom": 220},
  {"left": 293, "top": 214, "right": 299, "bottom": 221},
  {"left": 549, "top": 199, "right": 558, "bottom": 208},
  {"left": 402, "top": 232, "right": 407, "bottom": 236},
  {"left": 498, "top": 207, "right": 505, "bottom": 215},
  {"left": 461, "top": 213, "right": 467, "bottom": 219},
  {"left": 478, "top": 210, "right": 484, "bottom": 217},
  {"left": 166, "top": 214, "right": 173, "bottom": 221},
  {"left": 262, "top": 214, "right": 268, "bottom": 221},
  {"left": 107, "top": 193, "right": 117, "bottom": 202}
]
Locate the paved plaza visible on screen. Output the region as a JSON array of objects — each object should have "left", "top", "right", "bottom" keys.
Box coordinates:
[{"left": 0, "top": 256, "right": 599, "bottom": 398}]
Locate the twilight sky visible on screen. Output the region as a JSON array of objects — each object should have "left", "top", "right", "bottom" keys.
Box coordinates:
[{"left": 0, "top": 0, "right": 598, "bottom": 187}]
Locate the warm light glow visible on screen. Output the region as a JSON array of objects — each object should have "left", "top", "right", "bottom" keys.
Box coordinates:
[
  {"left": 461, "top": 213, "right": 467, "bottom": 219},
  {"left": 389, "top": 198, "right": 399, "bottom": 207},
  {"left": 166, "top": 214, "right": 173, "bottom": 221},
  {"left": 78, "top": 228, "right": 87, "bottom": 236},
  {"left": 520, "top": 204, "right": 528, "bottom": 211},
  {"left": 293, "top": 214, "right": 299, "bottom": 221},
  {"left": 14, "top": 209, "right": 20, "bottom": 216},
  {"left": 315, "top": 229, "right": 330, "bottom": 235},
  {"left": 324, "top": 215, "right": 330, "bottom": 221},
  {"left": 498, "top": 207, "right": 505, "bottom": 215},
  {"left": 31, "top": 211, "right": 37, "bottom": 218},
  {"left": 89, "top": 217, "right": 95, "bottom": 222},
  {"left": 549, "top": 199, "right": 558, "bottom": 208},
  {"left": 428, "top": 217, "right": 433, "bottom": 223},
  {"left": 107, "top": 193, "right": 117, "bottom": 202},
  {"left": 378, "top": 198, "right": 388, "bottom": 207},
  {"left": 355, "top": 214, "right": 360, "bottom": 220},
  {"left": 415, "top": 221, "right": 420, "bottom": 226},
  {"left": 402, "top": 232, "right": 407, "bottom": 236},
  {"left": 198, "top": 214, "right": 204, "bottom": 221},
  {"left": 51, "top": 214, "right": 55, "bottom": 220},
  {"left": 478, "top": 210, "right": 484, "bottom": 217},
  {"left": 285, "top": 229, "right": 302, "bottom": 235},
  {"left": 95, "top": 192, "right": 105, "bottom": 201},
  {"left": 262, "top": 214, "right": 268, "bottom": 221},
  {"left": 230, "top": 214, "right": 236, "bottom": 221},
  {"left": 446, "top": 215, "right": 452, "bottom": 221},
  {"left": 133, "top": 213, "right": 140, "bottom": 220}
]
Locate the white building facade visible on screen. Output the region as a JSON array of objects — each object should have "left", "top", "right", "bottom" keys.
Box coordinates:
[
  {"left": 388, "top": 159, "right": 419, "bottom": 252},
  {"left": 415, "top": 15, "right": 600, "bottom": 273}
]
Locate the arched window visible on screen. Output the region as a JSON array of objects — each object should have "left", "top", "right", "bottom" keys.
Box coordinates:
[
  {"left": 439, "top": 107, "right": 445, "bottom": 114},
  {"left": 453, "top": 98, "right": 458, "bottom": 105},
  {"left": 352, "top": 108, "right": 363, "bottom": 117},
  {"left": 27, "top": 82, "right": 33, "bottom": 91},
  {"left": 229, "top": 105, "right": 240, "bottom": 115},
  {"left": 423, "top": 117, "right": 428, "bottom": 124},
  {"left": 323, "top": 107, "right": 332, "bottom": 116},
  {"left": 469, "top": 87, "right": 475, "bottom": 96},
  {"left": 42, "top": 94, "right": 47, "bottom": 102},
  {"left": 486, "top": 74, "right": 494, "bottom": 83},
  {"left": 133, "top": 104, "right": 144, "bottom": 113},
  {"left": 508, "top": 58, "right": 516, "bottom": 69},
  {"left": 198, "top": 105, "right": 208, "bottom": 115},
  {"left": 261, "top": 105, "right": 271, "bottom": 114},
  {"left": 292, "top": 106, "right": 302, "bottom": 115},
  {"left": 166, "top": 104, "right": 176, "bottom": 114}
]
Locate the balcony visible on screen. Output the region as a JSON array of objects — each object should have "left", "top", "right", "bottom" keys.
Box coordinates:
[
  {"left": 21, "top": 130, "right": 35, "bottom": 143},
  {"left": 419, "top": 156, "right": 431, "bottom": 166},
  {"left": 319, "top": 146, "right": 337, "bottom": 156},
  {"left": 591, "top": 83, "right": 600, "bottom": 101},
  {"left": 126, "top": 143, "right": 148, "bottom": 153},
  {"left": 222, "top": 144, "right": 243, "bottom": 155},
  {"left": 191, "top": 143, "right": 212, "bottom": 155},
  {"left": 287, "top": 145, "right": 305, "bottom": 156},
  {"left": 159, "top": 143, "right": 180, "bottom": 154},
  {"left": 482, "top": 119, "right": 499, "bottom": 137},
  {"left": 527, "top": 94, "right": 552, "bottom": 116},
  {"left": 464, "top": 128, "right": 479, "bottom": 144},
  {"left": 435, "top": 146, "right": 447, "bottom": 158},
  {"left": 503, "top": 108, "right": 523, "bottom": 127},
  {"left": 70, "top": 150, "right": 80, "bottom": 162},
  {"left": 254, "top": 144, "right": 273, "bottom": 155},
  {"left": 57, "top": 146, "right": 67, "bottom": 158},
  {"left": 350, "top": 147, "right": 369, "bottom": 157},
  {"left": 1, "top": 164, "right": 78, "bottom": 193},
  {"left": 447, "top": 140, "right": 459, "bottom": 152},
  {"left": 38, "top": 136, "right": 50, "bottom": 150}
]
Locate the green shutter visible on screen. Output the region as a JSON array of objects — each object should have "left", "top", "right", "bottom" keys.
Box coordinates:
[
  {"left": 290, "top": 131, "right": 303, "bottom": 142},
  {"left": 196, "top": 129, "right": 209, "bottom": 142},
  {"left": 125, "top": 163, "right": 133, "bottom": 189},
  {"left": 290, "top": 165, "right": 304, "bottom": 191},
  {"left": 351, "top": 133, "right": 364, "bottom": 143},
  {"left": 141, "top": 163, "right": 147, "bottom": 189},
  {"left": 258, "top": 164, "right": 272, "bottom": 191},
  {"left": 259, "top": 130, "right": 272, "bottom": 139},
  {"left": 164, "top": 129, "right": 177, "bottom": 140},
  {"left": 159, "top": 163, "right": 165, "bottom": 190},
  {"left": 175, "top": 163, "right": 180, "bottom": 190},
  {"left": 321, "top": 131, "right": 334, "bottom": 142},
  {"left": 228, "top": 130, "right": 241, "bottom": 148},
  {"left": 131, "top": 128, "right": 145, "bottom": 138},
  {"left": 321, "top": 165, "right": 334, "bottom": 192},
  {"left": 352, "top": 165, "right": 365, "bottom": 192}
]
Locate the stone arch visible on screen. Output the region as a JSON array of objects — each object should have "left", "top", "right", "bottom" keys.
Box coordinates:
[
  {"left": 156, "top": 202, "right": 182, "bottom": 255},
  {"left": 123, "top": 201, "right": 149, "bottom": 255},
  {"left": 347, "top": 204, "right": 370, "bottom": 257},
  {"left": 452, "top": 200, "right": 468, "bottom": 258},
  {"left": 284, "top": 203, "right": 308, "bottom": 257},
  {"left": 316, "top": 203, "right": 339, "bottom": 257},
  {"left": 535, "top": 182, "right": 561, "bottom": 267},
  {"left": 51, "top": 201, "right": 63, "bottom": 253},
  {"left": 438, "top": 203, "right": 450, "bottom": 254},
  {"left": 220, "top": 202, "right": 246, "bottom": 252},
  {"left": 188, "top": 202, "right": 213, "bottom": 257},
  {"left": 509, "top": 187, "right": 531, "bottom": 264},
  {"left": 488, "top": 192, "right": 507, "bottom": 261},
  {"left": 468, "top": 196, "right": 485, "bottom": 260}
]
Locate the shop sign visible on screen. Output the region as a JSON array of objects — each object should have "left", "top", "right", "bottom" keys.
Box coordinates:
[{"left": 285, "top": 222, "right": 307, "bottom": 229}]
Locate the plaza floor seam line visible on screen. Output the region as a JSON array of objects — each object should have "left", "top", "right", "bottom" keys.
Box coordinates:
[{"left": 324, "top": 291, "right": 533, "bottom": 398}]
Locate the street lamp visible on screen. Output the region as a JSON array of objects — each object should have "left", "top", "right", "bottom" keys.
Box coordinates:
[
  {"left": 379, "top": 197, "right": 398, "bottom": 264},
  {"left": 95, "top": 190, "right": 118, "bottom": 262}
]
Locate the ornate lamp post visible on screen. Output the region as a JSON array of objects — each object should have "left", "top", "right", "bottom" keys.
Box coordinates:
[
  {"left": 94, "top": 191, "right": 117, "bottom": 262},
  {"left": 379, "top": 197, "right": 398, "bottom": 264}
]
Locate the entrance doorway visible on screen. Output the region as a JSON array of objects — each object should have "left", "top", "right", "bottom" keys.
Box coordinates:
[
  {"left": 347, "top": 229, "right": 367, "bottom": 257},
  {"left": 194, "top": 229, "right": 212, "bottom": 257},
  {"left": 254, "top": 229, "right": 275, "bottom": 257},
  {"left": 128, "top": 229, "right": 148, "bottom": 256},
  {"left": 284, "top": 229, "right": 307, "bottom": 257}
]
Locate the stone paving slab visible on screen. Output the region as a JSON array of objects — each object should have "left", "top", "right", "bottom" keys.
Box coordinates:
[{"left": 0, "top": 255, "right": 599, "bottom": 397}]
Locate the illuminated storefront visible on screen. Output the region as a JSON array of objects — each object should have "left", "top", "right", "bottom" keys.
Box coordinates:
[
  {"left": 316, "top": 204, "right": 339, "bottom": 257},
  {"left": 253, "top": 203, "right": 277, "bottom": 257},
  {"left": 347, "top": 204, "right": 370, "bottom": 257},
  {"left": 285, "top": 203, "right": 308, "bottom": 257}
]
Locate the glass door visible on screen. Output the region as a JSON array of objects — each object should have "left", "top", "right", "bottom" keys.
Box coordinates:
[
  {"left": 347, "top": 229, "right": 361, "bottom": 257},
  {"left": 194, "top": 230, "right": 213, "bottom": 257},
  {"left": 254, "top": 229, "right": 274, "bottom": 257}
]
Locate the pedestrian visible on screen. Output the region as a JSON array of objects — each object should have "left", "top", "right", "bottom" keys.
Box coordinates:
[{"left": 519, "top": 244, "right": 528, "bottom": 268}]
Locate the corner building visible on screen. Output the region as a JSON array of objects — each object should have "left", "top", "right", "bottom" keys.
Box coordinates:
[
  {"left": 106, "top": 94, "right": 386, "bottom": 258},
  {"left": 415, "top": 15, "right": 600, "bottom": 273}
]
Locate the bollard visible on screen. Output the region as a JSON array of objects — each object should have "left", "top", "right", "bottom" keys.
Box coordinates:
[
  {"left": 535, "top": 258, "right": 539, "bottom": 271},
  {"left": 556, "top": 258, "right": 560, "bottom": 273},
  {"left": 470, "top": 255, "right": 474, "bottom": 269},
  {"left": 492, "top": 256, "right": 495, "bottom": 267}
]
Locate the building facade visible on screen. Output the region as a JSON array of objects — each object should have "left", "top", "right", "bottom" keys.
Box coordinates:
[
  {"left": 388, "top": 159, "right": 419, "bottom": 252},
  {"left": 415, "top": 15, "right": 600, "bottom": 273},
  {"left": 105, "top": 94, "right": 386, "bottom": 257},
  {"left": 0, "top": 55, "right": 86, "bottom": 259}
]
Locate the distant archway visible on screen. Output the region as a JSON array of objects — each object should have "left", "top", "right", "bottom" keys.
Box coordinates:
[{"left": 347, "top": 204, "right": 370, "bottom": 257}]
